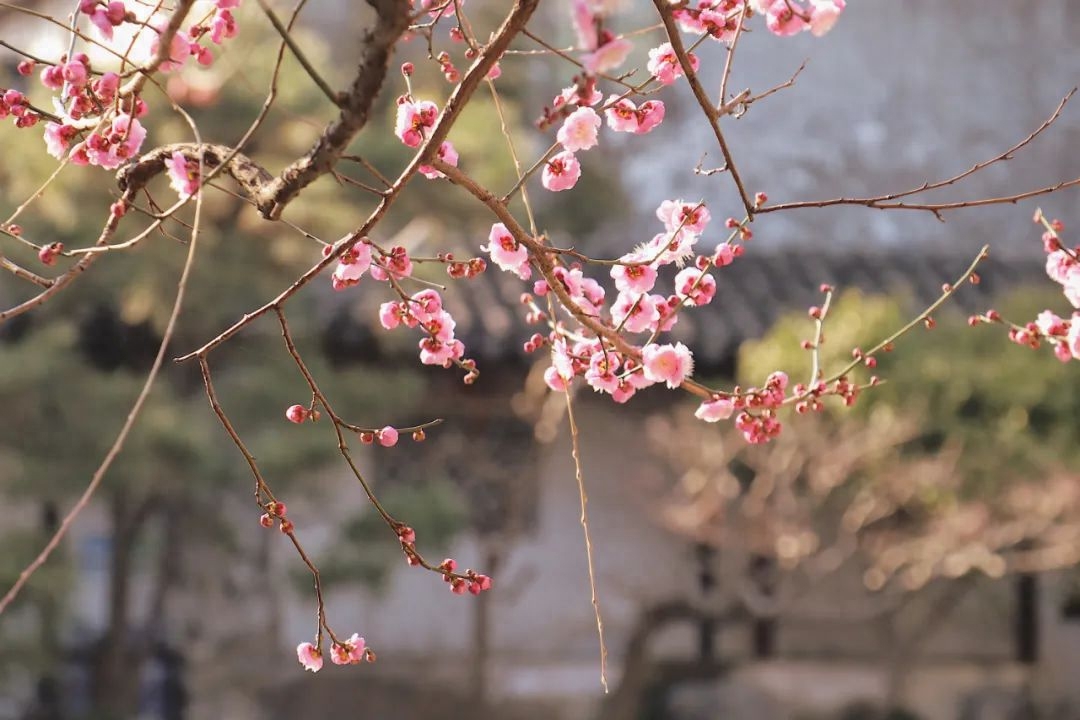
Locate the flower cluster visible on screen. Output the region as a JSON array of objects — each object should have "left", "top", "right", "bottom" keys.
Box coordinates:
[
  {"left": 39, "top": 54, "right": 147, "bottom": 169},
  {"left": 751, "top": 0, "right": 846, "bottom": 38},
  {"left": 379, "top": 287, "right": 468, "bottom": 368},
  {"left": 36, "top": 1, "right": 244, "bottom": 178},
  {"left": 438, "top": 558, "right": 493, "bottom": 596},
  {"left": 80, "top": 0, "right": 129, "bottom": 40},
  {"left": 153, "top": 0, "right": 242, "bottom": 70},
  {"left": 972, "top": 214, "right": 1080, "bottom": 363},
  {"left": 324, "top": 235, "right": 480, "bottom": 374},
  {"left": 479, "top": 198, "right": 750, "bottom": 407},
  {"left": 647, "top": 42, "right": 700, "bottom": 86},
  {"left": 258, "top": 500, "right": 294, "bottom": 534},
  {"left": 296, "top": 633, "right": 374, "bottom": 674},
  {"left": 0, "top": 88, "right": 38, "bottom": 129}
]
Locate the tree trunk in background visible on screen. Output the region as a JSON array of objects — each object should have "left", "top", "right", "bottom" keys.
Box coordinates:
[
  {"left": 749, "top": 554, "right": 776, "bottom": 660},
  {"left": 92, "top": 491, "right": 150, "bottom": 719},
  {"left": 27, "top": 501, "right": 63, "bottom": 720},
  {"left": 469, "top": 549, "right": 500, "bottom": 709},
  {"left": 1016, "top": 572, "right": 1039, "bottom": 665}
]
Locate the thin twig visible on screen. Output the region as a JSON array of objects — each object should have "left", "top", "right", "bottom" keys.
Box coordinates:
[
  {"left": 254, "top": 0, "right": 341, "bottom": 107},
  {"left": 757, "top": 89, "right": 1078, "bottom": 218},
  {"left": 652, "top": 0, "right": 755, "bottom": 216},
  {"left": 718, "top": 2, "right": 747, "bottom": 105},
  {"left": 808, "top": 287, "right": 833, "bottom": 386},
  {"left": 563, "top": 383, "right": 608, "bottom": 693}
]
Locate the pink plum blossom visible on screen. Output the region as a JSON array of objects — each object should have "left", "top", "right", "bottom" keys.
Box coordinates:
[
  {"left": 653, "top": 295, "right": 680, "bottom": 333},
  {"left": 210, "top": 9, "right": 238, "bottom": 44},
  {"left": 152, "top": 22, "right": 194, "bottom": 72},
  {"left": 611, "top": 254, "right": 658, "bottom": 294},
  {"left": 674, "top": 267, "right": 716, "bottom": 307},
  {"left": 379, "top": 301, "right": 405, "bottom": 329},
  {"left": 331, "top": 239, "right": 373, "bottom": 291},
  {"left": 550, "top": 338, "right": 576, "bottom": 381},
  {"left": 62, "top": 59, "right": 89, "bottom": 88},
  {"left": 483, "top": 222, "right": 531, "bottom": 279},
  {"left": 93, "top": 72, "right": 120, "bottom": 104},
  {"left": 329, "top": 633, "right": 366, "bottom": 665},
  {"left": 394, "top": 99, "right": 439, "bottom": 148},
  {"left": 1036, "top": 310, "right": 1068, "bottom": 337},
  {"left": 40, "top": 64, "right": 64, "bottom": 91},
  {"left": 762, "top": 0, "right": 808, "bottom": 36},
  {"left": 641, "top": 342, "right": 694, "bottom": 388},
  {"left": 419, "top": 337, "right": 464, "bottom": 366},
  {"left": 542, "top": 151, "right": 581, "bottom": 192},
  {"left": 570, "top": 0, "right": 598, "bottom": 50},
  {"left": 84, "top": 114, "right": 146, "bottom": 170},
  {"left": 585, "top": 351, "right": 621, "bottom": 394},
  {"left": 285, "top": 404, "right": 308, "bottom": 424},
  {"left": 604, "top": 96, "right": 665, "bottom": 134},
  {"left": 1068, "top": 316, "right": 1080, "bottom": 360},
  {"left": 85, "top": 1, "right": 127, "bottom": 40},
  {"left": 557, "top": 107, "right": 601, "bottom": 152},
  {"left": 695, "top": 396, "right": 735, "bottom": 422},
  {"left": 1045, "top": 250, "right": 1073, "bottom": 284},
  {"left": 583, "top": 35, "right": 632, "bottom": 75},
  {"left": 1061, "top": 268, "right": 1080, "bottom": 309},
  {"left": 419, "top": 140, "right": 458, "bottom": 179},
  {"left": 378, "top": 426, "right": 399, "bottom": 447},
  {"left": 369, "top": 246, "right": 413, "bottom": 281},
  {"left": 544, "top": 365, "right": 569, "bottom": 392},
  {"left": 808, "top": 0, "right": 845, "bottom": 37},
  {"left": 657, "top": 200, "right": 711, "bottom": 235},
  {"left": 296, "top": 642, "right": 323, "bottom": 672},
  {"left": 43, "top": 122, "right": 77, "bottom": 159},
  {"left": 424, "top": 310, "right": 456, "bottom": 343},
  {"left": 611, "top": 292, "right": 660, "bottom": 333},
  {"left": 166, "top": 151, "right": 200, "bottom": 198},
  {"left": 578, "top": 275, "right": 607, "bottom": 315},
  {"left": 551, "top": 265, "right": 583, "bottom": 298},
  {"left": 647, "top": 42, "right": 699, "bottom": 85},
  {"left": 409, "top": 289, "right": 443, "bottom": 323},
  {"left": 556, "top": 83, "right": 603, "bottom": 109},
  {"left": 635, "top": 100, "right": 666, "bottom": 134},
  {"left": 645, "top": 230, "right": 698, "bottom": 267},
  {"left": 1054, "top": 342, "right": 1072, "bottom": 363},
  {"left": 713, "top": 242, "right": 736, "bottom": 267}
]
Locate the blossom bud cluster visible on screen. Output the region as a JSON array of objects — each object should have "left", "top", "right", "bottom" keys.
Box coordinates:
[
  {"left": 438, "top": 558, "right": 493, "bottom": 596},
  {"left": 973, "top": 216, "right": 1080, "bottom": 362}
]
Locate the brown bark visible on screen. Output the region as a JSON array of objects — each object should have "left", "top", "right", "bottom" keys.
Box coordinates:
[{"left": 92, "top": 492, "right": 157, "bottom": 718}]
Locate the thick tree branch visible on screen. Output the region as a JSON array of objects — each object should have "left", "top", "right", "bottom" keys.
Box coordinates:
[
  {"left": 117, "top": 143, "right": 274, "bottom": 201},
  {"left": 254, "top": 0, "right": 412, "bottom": 219}
]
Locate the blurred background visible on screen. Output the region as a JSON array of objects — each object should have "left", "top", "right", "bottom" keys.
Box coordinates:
[{"left": 2, "top": 1, "right": 1080, "bottom": 719}]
